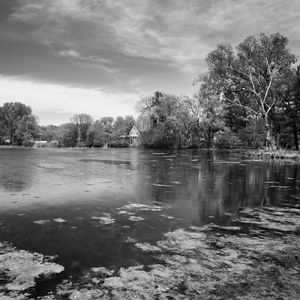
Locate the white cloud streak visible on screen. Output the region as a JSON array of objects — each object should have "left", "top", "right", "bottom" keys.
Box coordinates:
[{"left": 0, "top": 75, "right": 137, "bottom": 125}]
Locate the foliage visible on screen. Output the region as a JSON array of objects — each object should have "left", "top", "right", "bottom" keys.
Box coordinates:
[
  {"left": 200, "top": 33, "right": 295, "bottom": 148},
  {"left": 57, "top": 123, "right": 77, "bottom": 147},
  {"left": 214, "top": 128, "right": 242, "bottom": 149},
  {"left": 2, "top": 34, "right": 298, "bottom": 150},
  {"left": 71, "top": 113, "right": 93, "bottom": 147},
  {"left": 86, "top": 120, "right": 105, "bottom": 147},
  {"left": 0, "top": 102, "right": 38, "bottom": 146},
  {"left": 108, "top": 140, "right": 130, "bottom": 148},
  {"left": 138, "top": 92, "right": 193, "bottom": 148},
  {"left": 237, "top": 119, "right": 266, "bottom": 149},
  {"left": 192, "top": 77, "right": 225, "bottom": 147},
  {"left": 113, "top": 116, "right": 134, "bottom": 138}
]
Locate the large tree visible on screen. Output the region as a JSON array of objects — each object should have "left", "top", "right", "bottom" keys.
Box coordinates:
[
  {"left": 191, "top": 76, "right": 225, "bottom": 148},
  {"left": 137, "top": 91, "right": 192, "bottom": 148},
  {"left": 201, "top": 33, "right": 295, "bottom": 148},
  {"left": 112, "top": 116, "right": 134, "bottom": 137},
  {"left": 0, "top": 102, "right": 38, "bottom": 145},
  {"left": 86, "top": 120, "right": 106, "bottom": 147},
  {"left": 275, "top": 62, "right": 300, "bottom": 149},
  {"left": 71, "top": 113, "right": 93, "bottom": 147}
]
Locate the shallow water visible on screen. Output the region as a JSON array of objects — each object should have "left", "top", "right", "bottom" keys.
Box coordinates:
[{"left": 0, "top": 148, "right": 299, "bottom": 295}]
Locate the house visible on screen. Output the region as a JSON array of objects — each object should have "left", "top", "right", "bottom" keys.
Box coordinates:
[{"left": 128, "top": 125, "right": 140, "bottom": 147}]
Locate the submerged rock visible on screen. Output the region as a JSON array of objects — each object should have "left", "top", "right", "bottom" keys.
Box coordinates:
[{"left": 0, "top": 242, "right": 64, "bottom": 297}]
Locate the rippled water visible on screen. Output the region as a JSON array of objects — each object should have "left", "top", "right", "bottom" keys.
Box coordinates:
[{"left": 0, "top": 148, "right": 299, "bottom": 294}]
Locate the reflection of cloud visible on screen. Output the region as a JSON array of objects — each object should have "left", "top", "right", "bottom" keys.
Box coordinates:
[
  {"left": 0, "top": 152, "right": 34, "bottom": 192},
  {"left": 0, "top": 173, "right": 32, "bottom": 192}
]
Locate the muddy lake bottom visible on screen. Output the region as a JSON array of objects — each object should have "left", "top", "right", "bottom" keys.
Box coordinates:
[{"left": 0, "top": 148, "right": 299, "bottom": 299}]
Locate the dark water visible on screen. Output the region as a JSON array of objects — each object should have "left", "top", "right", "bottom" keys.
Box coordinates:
[{"left": 0, "top": 148, "right": 299, "bottom": 294}]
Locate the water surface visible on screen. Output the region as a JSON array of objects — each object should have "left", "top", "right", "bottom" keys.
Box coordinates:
[{"left": 0, "top": 148, "right": 299, "bottom": 294}]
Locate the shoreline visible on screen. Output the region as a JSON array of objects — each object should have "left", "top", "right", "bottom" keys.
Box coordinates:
[{"left": 243, "top": 149, "right": 300, "bottom": 160}]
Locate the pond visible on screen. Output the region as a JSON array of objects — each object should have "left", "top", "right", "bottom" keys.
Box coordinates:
[{"left": 0, "top": 148, "right": 299, "bottom": 295}]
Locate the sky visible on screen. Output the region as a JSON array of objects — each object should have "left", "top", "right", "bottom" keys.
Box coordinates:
[{"left": 0, "top": 0, "right": 300, "bottom": 125}]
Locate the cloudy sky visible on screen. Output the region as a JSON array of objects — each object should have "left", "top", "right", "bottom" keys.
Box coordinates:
[{"left": 0, "top": 0, "right": 300, "bottom": 125}]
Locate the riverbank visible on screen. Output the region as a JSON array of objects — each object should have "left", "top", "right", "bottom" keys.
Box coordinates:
[
  {"left": 243, "top": 149, "right": 300, "bottom": 160},
  {"left": 1, "top": 203, "right": 299, "bottom": 299}
]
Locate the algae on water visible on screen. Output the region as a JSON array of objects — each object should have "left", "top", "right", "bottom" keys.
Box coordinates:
[{"left": 0, "top": 242, "right": 64, "bottom": 298}]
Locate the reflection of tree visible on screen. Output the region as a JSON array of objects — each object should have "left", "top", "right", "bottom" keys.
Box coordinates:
[
  {"left": 135, "top": 150, "right": 297, "bottom": 225},
  {"left": 0, "top": 150, "right": 34, "bottom": 192}
]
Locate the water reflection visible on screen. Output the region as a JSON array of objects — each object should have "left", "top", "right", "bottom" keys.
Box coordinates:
[
  {"left": 0, "top": 149, "right": 35, "bottom": 192},
  {"left": 0, "top": 148, "right": 299, "bottom": 295},
  {"left": 0, "top": 149, "right": 299, "bottom": 219},
  {"left": 133, "top": 150, "right": 299, "bottom": 225}
]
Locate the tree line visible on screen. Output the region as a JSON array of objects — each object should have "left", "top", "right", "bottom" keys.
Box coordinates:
[
  {"left": 37, "top": 114, "right": 135, "bottom": 147},
  {"left": 0, "top": 33, "right": 299, "bottom": 149},
  {"left": 0, "top": 102, "right": 135, "bottom": 147},
  {"left": 137, "top": 33, "right": 300, "bottom": 150}
]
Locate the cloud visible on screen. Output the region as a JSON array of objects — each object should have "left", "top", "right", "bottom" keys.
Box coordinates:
[
  {"left": 0, "top": 0, "right": 299, "bottom": 107},
  {"left": 0, "top": 75, "right": 138, "bottom": 125},
  {"left": 59, "top": 50, "right": 80, "bottom": 57},
  {"left": 7, "top": 0, "right": 300, "bottom": 76}
]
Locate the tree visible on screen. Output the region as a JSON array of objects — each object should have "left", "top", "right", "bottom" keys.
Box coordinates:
[
  {"left": 71, "top": 114, "right": 93, "bottom": 147},
  {"left": 137, "top": 91, "right": 193, "bottom": 148},
  {"left": 0, "top": 102, "right": 38, "bottom": 145},
  {"left": 59, "top": 123, "right": 77, "bottom": 147},
  {"left": 202, "top": 33, "right": 295, "bottom": 148},
  {"left": 274, "top": 62, "right": 300, "bottom": 149},
  {"left": 100, "top": 117, "right": 114, "bottom": 144},
  {"left": 192, "top": 76, "right": 225, "bottom": 148},
  {"left": 86, "top": 120, "right": 105, "bottom": 147}
]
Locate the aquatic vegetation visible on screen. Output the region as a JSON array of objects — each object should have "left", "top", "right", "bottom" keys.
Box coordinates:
[
  {"left": 90, "top": 267, "right": 114, "bottom": 277},
  {"left": 34, "top": 220, "right": 51, "bottom": 225},
  {"left": 118, "top": 203, "right": 163, "bottom": 212},
  {"left": 50, "top": 205, "right": 300, "bottom": 299},
  {"left": 91, "top": 215, "right": 115, "bottom": 225},
  {"left": 135, "top": 242, "right": 161, "bottom": 253},
  {"left": 0, "top": 242, "right": 64, "bottom": 298},
  {"left": 118, "top": 210, "right": 135, "bottom": 215},
  {"left": 244, "top": 150, "right": 300, "bottom": 160},
  {"left": 53, "top": 218, "right": 66, "bottom": 223},
  {"left": 159, "top": 214, "right": 174, "bottom": 219},
  {"left": 128, "top": 216, "right": 145, "bottom": 222},
  {"left": 152, "top": 183, "right": 172, "bottom": 187}
]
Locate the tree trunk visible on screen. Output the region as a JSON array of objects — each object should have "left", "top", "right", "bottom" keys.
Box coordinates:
[
  {"left": 292, "top": 118, "right": 299, "bottom": 150},
  {"left": 265, "top": 117, "right": 275, "bottom": 149},
  {"left": 206, "top": 127, "right": 212, "bottom": 148},
  {"left": 77, "top": 125, "right": 81, "bottom": 147},
  {"left": 10, "top": 130, "right": 13, "bottom": 146}
]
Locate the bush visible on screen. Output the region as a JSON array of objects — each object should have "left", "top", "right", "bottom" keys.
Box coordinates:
[
  {"left": 214, "top": 129, "right": 242, "bottom": 149},
  {"left": 108, "top": 140, "right": 129, "bottom": 148}
]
